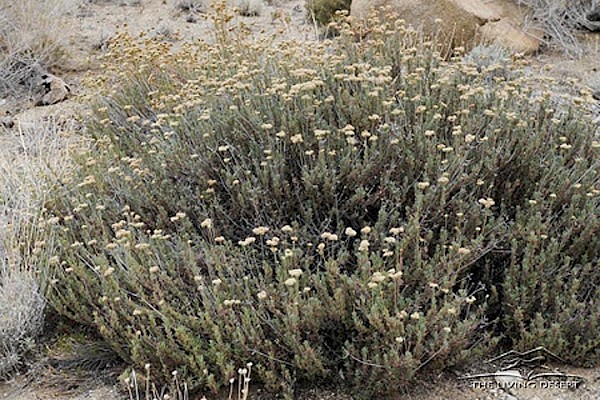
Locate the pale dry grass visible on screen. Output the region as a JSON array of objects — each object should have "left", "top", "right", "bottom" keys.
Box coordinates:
[
  {"left": 173, "top": 0, "right": 264, "bottom": 16},
  {"left": 232, "top": 0, "right": 263, "bottom": 16},
  {"left": 173, "top": 0, "right": 209, "bottom": 12},
  {"left": 0, "top": 269, "right": 45, "bottom": 378},
  {"left": 0, "top": 116, "right": 78, "bottom": 379}
]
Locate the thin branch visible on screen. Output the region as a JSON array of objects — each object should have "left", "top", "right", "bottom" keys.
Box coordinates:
[{"left": 342, "top": 348, "right": 387, "bottom": 369}]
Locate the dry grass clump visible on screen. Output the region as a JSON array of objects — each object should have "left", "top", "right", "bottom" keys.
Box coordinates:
[
  {"left": 84, "top": 0, "right": 142, "bottom": 5},
  {"left": 0, "top": 269, "right": 45, "bottom": 378},
  {"left": 173, "top": 0, "right": 209, "bottom": 13},
  {"left": 0, "top": 0, "right": 78, "bottom": 97},
  {"left": 231, "top": 0, "right": 263, "bottom": 16},
  {"left": 122, "top": 363, "right": 251, "bottom": 400},
  {"left": 515, "top": 0, "right": 596, "bottom": 56},
  {"left": 174, "top": 0, "right": 265, "bottom": 17},
  {"left": 41, "top": 4, "right": 599, "bottom": 398},
  {"left": 0, "top": 117, "right": 78, "bottom": 379}
]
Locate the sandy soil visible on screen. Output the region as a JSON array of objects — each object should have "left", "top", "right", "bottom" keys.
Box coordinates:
[
  {"left": 1, "top": 363, "right": 600, "bottom": 400},
  {"left": 1, "top": 1, "right": 599, "bottom": 399}
]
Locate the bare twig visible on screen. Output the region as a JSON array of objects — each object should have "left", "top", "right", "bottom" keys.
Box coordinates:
[
  {"left": 516, "top": 0, "right": 595, "bottom": 56},
  {"left": 487, "top": 346, "right": 566, "bottom": 364},
  {"left": 341, "top": 348, "right": 387, "bottom": 369}
]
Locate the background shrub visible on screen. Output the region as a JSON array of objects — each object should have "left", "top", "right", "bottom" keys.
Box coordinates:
[
  {"left": 173, "top": 0, "right": 208, "bottom": 13},
  {"left": 0, "top": 269, "right": 45, "bottom": 378},
  {"left": 515, "top": 0, "right": 597, "bottom": 56},
  {"left": 305, "top": 0, "right": 352, "bottom": 26},
  {"left": 0, "top": 116, "right": 76, "bottom": 379},
  {"left": 42, "top": 10, "right": 599, "bottom": 398},
  {"left": 0, "top": 0, "right": 78, "bottom": 97}
]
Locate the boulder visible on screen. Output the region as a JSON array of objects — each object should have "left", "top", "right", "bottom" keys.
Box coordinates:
[
  {"left": 351, "top": 0, "right": 496, "bottom": 51},
  {"left": 480, "top": 19, "right": 542, "bottom": 54},
  {"left": 35, "top": 74, "right": 71, "bottom": 107},
  {"left": 350, "top": 0, "right": 541, "bottom": 54}
]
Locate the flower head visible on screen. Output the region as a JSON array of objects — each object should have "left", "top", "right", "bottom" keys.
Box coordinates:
[
  {"left": 290, "top": 134, "right": 303, "bottom": 144},
  {"left": 257, "top": 290, "right": 268, "bottom": 300},
  {"left": 371, "top": 272, "right": 386, "bottom": 283},
  {"left": 288, "top": 269, "right": 303, "bottom": 278},
  {"left": 478, "top": 197, "right": 496, "bottom": 209},
  {"left": 345, "top": 227, "right": 357, "bottom": 237},
  {"left": 358, "top": 240, "right": 370, "bottom": 252},
  {"left": 284, "top": 278, "right": 297, "bottom": 286},
  {"left": 252, "top": 226, "right": 269, "bottom": 236}
]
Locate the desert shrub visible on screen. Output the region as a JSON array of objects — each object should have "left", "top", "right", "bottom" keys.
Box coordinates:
[
  {"left": 463, "top": 44, "right": 509, "bottom": 73},
  {"left": 515, "top": 0, "right": 596, "bottom": 56},
  {"left": 0, "top": 270, "right": 45, "bottom": 378},
  {"left": 42, "top": 8, "right": 599, "bottom": 399},
  {"left": 0, "top": 116, "right": 77, "bottom": 379},
  {"left": 0, "top": 0, "right": 77, "bottom": 97},
  {"left": 173, "top": 0, "right": 208, "bottom": 13},
  {"left": 174, "top": 0, "right": 263, "bottom": 16},
  {"left": 501, "top": 157, "right": 600, "bottom": 363},
  {"left": 231, "top": 0, "right": 263, "bottom": 16},
  {"left": 305, "top": 0, "right": 352, "bottom": 26}
]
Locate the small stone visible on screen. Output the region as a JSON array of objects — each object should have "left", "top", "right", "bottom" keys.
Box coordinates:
[
  {"left": 35, "top": 74, "right": 71, "bottom": 106},
  {"left": 0, "top": 116, "right": 14, "bottom": 129}
]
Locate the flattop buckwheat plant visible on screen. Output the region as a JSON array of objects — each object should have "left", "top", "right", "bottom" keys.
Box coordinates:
[{"left": 42, "top": 4, "right": 599, "bottom": 399}]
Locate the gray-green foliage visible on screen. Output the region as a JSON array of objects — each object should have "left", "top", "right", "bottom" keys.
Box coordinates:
[
  {"left": 0, "top": 270, "right": 45, "bottom": 378},
  {"left": 42, "top": 12, "right": 600, "bottom": 399}
]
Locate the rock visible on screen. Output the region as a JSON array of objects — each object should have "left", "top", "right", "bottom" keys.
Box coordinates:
[
  {"left": 479, "top": 18, "right": 542, "bottom": 54},
  {"left": 350, "top": 0, "right": 541, "bottom": 54},
  {"left": 35, "top": 74, "right": 71, "bottom": 106},
  {"left": 0, "top": 116, "right": 14, "bottom": 129},
  {"left": 351, "top": 0, "right": 497, "bottom": 52},
  {"left": 585, "top": 6, "right": 600, "bottom": 31}
]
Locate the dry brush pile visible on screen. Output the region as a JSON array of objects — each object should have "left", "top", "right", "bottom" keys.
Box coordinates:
[{"left": 515, "top": 0, "right": 599, "bottom": 56}]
